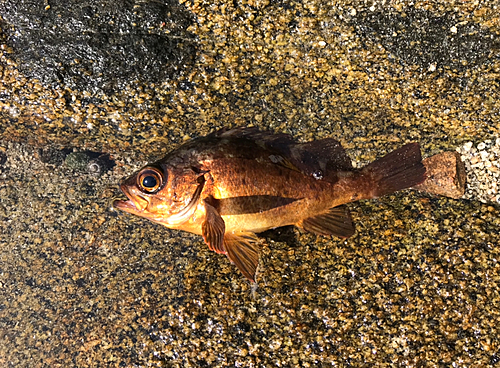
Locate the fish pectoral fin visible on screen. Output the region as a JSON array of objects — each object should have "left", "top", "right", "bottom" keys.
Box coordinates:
[
  {"left": 224, "top": 232, "right": 260, "bottom": 282},
  {"left": 202, "top": 200, "right": 226, "bottom": 254},
  {"left": 300, "top": 205, "right": 355, "bottom": 238}
]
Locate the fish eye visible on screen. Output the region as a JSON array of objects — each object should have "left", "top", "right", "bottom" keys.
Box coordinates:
[
  {"left": 143, "top": 175, "right": 157, "bottom": 188},
  {"left": 137, "top": 167, "right": 164, "bottom": 193}
]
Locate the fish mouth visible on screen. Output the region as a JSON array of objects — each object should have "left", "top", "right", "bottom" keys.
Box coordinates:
[
  {"left": 113, "top": 184, "right": 148, "bottom": 214},
  {"left": 113, "top": 198, "right": 137, "bottom": 212}
]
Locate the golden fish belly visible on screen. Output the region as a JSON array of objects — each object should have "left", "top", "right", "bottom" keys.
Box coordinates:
[{"left": 220, "top": 198, "right": 319, "bottom": 233}]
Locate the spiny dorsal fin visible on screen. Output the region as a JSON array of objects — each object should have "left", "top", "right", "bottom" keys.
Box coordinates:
[
  {"left": 224, "top": 232, "right": 260, "bottom": 282},
  {"left": 300, "top": 205, "right": 355, "bottom": 238},
  {"left": 202, "top": 200, "right": 226, "bottom": 254},
  {"left": 216, "top": 127, "right": 352, "bottom": 183},
  {"left": 290, "top": 139, "right": 353, "bottom": 182}
]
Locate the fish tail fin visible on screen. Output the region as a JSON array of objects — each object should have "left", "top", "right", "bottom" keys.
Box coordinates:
[{"left": 362, "top": 143, "right": 426, "bottom": 198}]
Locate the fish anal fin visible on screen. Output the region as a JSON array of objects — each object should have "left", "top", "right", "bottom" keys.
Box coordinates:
[
  {"left": 202, "top": 200, "right": 226, "bottom": 254},
  {"left": 224, "top": 232, "right": 260, "bottom": 282},
  {"left": 300, "top": 205, "right": 355, "bottom": 238}
]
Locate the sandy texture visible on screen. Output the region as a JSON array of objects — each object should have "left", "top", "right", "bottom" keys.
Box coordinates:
[{"left": 1, "top": 1, "right": 500, "bottom": 367}]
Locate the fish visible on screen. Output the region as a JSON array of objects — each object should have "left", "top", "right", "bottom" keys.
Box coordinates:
[{"left": 114, "top": 127, "right": 426, "bottom": 282}]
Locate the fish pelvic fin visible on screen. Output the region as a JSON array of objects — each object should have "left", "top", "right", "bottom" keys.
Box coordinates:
[
  {"left": 202, "top": 200, "right": 226, "bottom": 254},
  {"left": 224, "top": 232, "right": 260, "bottom": 282},
  {"left": 299, "top": 205, "right": 355, "bottom": 238},
  {"left": 362, "top": 143, "right": 426, "bottom": 198}
]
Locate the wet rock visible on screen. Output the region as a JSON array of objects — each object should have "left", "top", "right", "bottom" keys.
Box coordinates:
[
  {"left": 0, "top": 149, "right": 7, "bottom": 166},
  {"left": 457, "top": 139, "right": 500, "bottom": 204},
  {"left": 0, "top": 0, "right": 197, "bottom": 92},
  {"left": 351, "top": 8, "right": 500, "bottom": 72},
  {"left": 65, "top": 151, "right": 115, "bottom": 175},
  {"left": 2, "top": 2, "right": 500, "bottom": 367},
  {"left": 37, "top": 147, "right": 72, "bottom": 166}
]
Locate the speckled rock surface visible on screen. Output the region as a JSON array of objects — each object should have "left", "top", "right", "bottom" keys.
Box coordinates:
[{"left": 1, "top": 1, "right": 500, "bottom": 367}]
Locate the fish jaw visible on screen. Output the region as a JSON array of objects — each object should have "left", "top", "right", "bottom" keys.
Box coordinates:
[
  {"left": 113, "top": 198, "right": 140, "bottom": 215},
  {"left": 113, "top": 183, "right": 149, "bottom": 216}
]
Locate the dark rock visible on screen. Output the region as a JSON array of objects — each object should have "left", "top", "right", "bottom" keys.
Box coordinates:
[
  {"left": 0, "top": 0, "right": 197, "bottom": 92},
  {"left": 351, "top": 8, "right": 500, "bottom": 71},
  {"left": 0, "top": 150, "right": 7, "bottom": 166},
  {"left": 64, "top": 150, "right": 115, "bottom": 175}
]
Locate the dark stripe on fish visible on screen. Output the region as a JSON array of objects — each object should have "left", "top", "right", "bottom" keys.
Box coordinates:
[{"left": 218, "top": 195, "right": 300, "bottom": 215}]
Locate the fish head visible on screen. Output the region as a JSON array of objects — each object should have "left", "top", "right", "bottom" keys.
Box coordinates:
[{"left": 113, "top": 163, "right": 205, "bottom": 228}]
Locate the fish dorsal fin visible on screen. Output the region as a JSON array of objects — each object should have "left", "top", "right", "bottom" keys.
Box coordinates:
[
  {"left": 202, "top": 200, "right": 226, "bottom": 254},
  {"left": 300, "top": 205, "right": 355, "bottom": 238},
  {"left": 287, "top": 139, "right": 353, "bottom": 182},
  {"left": 216, "top": 127, "right": 352, "bottom": 183},
  {"left": 224, "top": 232, "right": 260, "bottom": 282},
  {"left": 214, "top": 126, "right": 292, "bottom": 145},
  {"left": 292, "top": 138, "right": 353, "bottom": 173}
]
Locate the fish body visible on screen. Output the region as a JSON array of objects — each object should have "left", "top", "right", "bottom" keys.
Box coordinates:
[{"left": 114, "top": 128, "right": 426, "bottom": 281}]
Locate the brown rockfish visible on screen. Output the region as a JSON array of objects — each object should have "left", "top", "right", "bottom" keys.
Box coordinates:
[{"left": 114, "top": 128, "right": 426, "bottom": 282}]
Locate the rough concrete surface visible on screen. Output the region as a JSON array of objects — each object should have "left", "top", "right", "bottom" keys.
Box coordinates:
[{"left": 1, "top": 0, "right": 499, "bottom": 367}]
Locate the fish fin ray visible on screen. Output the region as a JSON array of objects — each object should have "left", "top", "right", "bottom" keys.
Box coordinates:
[
  {"left": 293, "top": 139, "right": 353, "bottom": 176},
  {"left": 224, "top": 232, "right": 260, "bottom": 282},
  {"left": 214, "top": 126, "right": 292, "bottom": 144},
  {"left": 215, "top": 127, "right": 351, "bottom": 181},
  {"left": 300, "top": 205, "right": 355, "bottom": 238},
  {"left": 363, "top": 143, "right": 426, "bottom": 197},
  {"left": 202, "top": 200, "right": 226, "bottom": 254}
]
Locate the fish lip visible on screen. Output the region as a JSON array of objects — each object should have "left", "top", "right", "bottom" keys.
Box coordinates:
[
  {"left": 113, "top": 184, "right": 147, "bottom": 213},
  {"left": 113, "top": 198, "right": 137, "bottom": 212}
]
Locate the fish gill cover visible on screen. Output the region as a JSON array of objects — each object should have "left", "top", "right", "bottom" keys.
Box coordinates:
[{"left": 0, "top": 0, "right": 197, "bottom": 93}]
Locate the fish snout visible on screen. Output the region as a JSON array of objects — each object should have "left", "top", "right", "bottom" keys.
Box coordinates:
[{"left": 114, "top": 183, "right": 149, "bottom": 213}]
